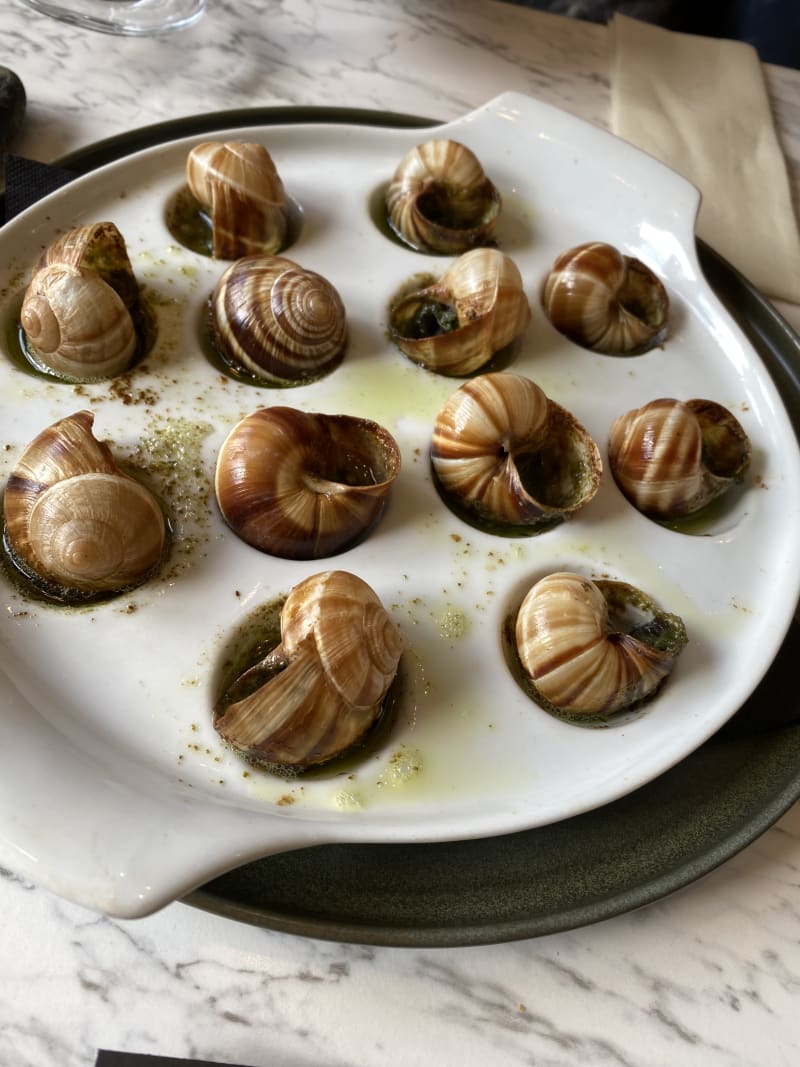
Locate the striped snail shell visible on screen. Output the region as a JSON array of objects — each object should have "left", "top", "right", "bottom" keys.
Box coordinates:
[
  {"left": 3, "top": 410, "right": 166, "bottom": 601},
  {"left": 608, "top": 397, "right": 751, "bottom": 520},
  {"left": 186, "top": 141, "right": 289, "bottom": 259},
  {"left": 210, "top": 255, "right": 347, "bottom": 384},
  {"left": 215, "top": 570, "right": 404, "bottom": 768},
  {"left": 389, "top": 248, "right": 531, "bottom": 376},
  {"left": 542, "top": 241, "right": 669, "bottom": 355},
  {"left": 431, "top": 372, "right": 602, "bottom": 531},
  {"left": 215, "top": 406, "right": 401, "bottom": 559},
  {"left": 515, "top": 571, "right": 688, "bottom": 718},
  {"left": 19, "top": 222, "right": 141, "bottom": 381},
  {"left": 385, "top": 139, "right": 501, "bottom": 254}
]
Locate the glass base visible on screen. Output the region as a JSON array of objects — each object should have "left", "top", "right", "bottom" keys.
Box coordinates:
[{"left": 19, "top": 0, "right": 206, "bottom": 36}]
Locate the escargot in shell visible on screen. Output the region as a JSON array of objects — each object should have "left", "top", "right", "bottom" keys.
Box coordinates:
[
  {"left": 186, "top": 141, "right": 290, "bottom": 259},
  {"left": 215, "top": 406, "right": 401, "bottom": 559},
  {"left": 215, "top": 570, "right": 404, "bottom": 768},
  {"left": 19, "top": 222, "right": 146, "bottom": 381},
  {"left": 431, "top": 372, "right": 602, "bottom": 532},
  {"left": 2, "top": 410, "right": 167, "bottom": 601},
  {"left": 542, "top": 241, "right": 669, "bottom": 355},
  {"left": 209, "top": 254, "right": 347, "bottom": 384},
  {"left": 385, "top": 139, "right": 501, "bottom": 254},
  {"left": 389, "top": 248, "right": 531, "bottom": 376},
  {"left": 608, "top": 397, "right": 751, "bottom": 521},
  {"left": 514, "top": 571, "right": 688, "bottom": 719}
]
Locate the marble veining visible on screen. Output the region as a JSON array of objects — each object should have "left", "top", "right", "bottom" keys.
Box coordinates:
[
  {"left": 1, "top": 1, "right": 800, "bottom": 1065},
  {"left": 6, "top": 0, "right": 613, "bottom": 158},
  {"left": 2, "top": 809, "right": 800, "bottom": 1067}
]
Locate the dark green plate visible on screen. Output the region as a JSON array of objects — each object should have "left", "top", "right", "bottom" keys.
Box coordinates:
[{"left": 14, "top": 107, "right": 800, "bottom": 948}]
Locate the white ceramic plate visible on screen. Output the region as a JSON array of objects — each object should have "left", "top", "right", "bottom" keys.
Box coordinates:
[{"left": 2, "top": 92, "right": 799, "bottom": 919}]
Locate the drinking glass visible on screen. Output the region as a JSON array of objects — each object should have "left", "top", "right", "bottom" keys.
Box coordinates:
[{"left": 19, "top": 0, "right": 206, "bottom": 35}]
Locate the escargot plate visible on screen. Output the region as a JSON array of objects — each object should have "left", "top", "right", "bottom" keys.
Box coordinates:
[{"left": 0, "top": 93, "right": 799, "bottom": 924}]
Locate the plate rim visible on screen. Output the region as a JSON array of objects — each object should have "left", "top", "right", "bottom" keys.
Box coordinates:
[{"left": 5, "top": 100, "right": 800, "bottom": 946}]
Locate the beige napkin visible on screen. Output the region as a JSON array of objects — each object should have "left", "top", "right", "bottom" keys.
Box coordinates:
[{"left": 611, "top": 13, "right": 800, "bottom": 304}]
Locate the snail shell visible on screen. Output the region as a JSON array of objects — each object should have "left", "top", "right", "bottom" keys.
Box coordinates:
[
  {"left": 389, "top": 248, "right": 531, "bottom": 376},
  {"left": 385, "top": 139, "right": 501, "bottom": 254},
  {"left": 608, "top": 398, "right": 751, "bottom": 520},
  {"left": 3, "top": 410, "right": 166, "bottom": 599},
  {"left": 186, "top": 141, "right": 289, "bottom": 259},
  {"left": 431, "top": 372, "right": 602, "bottom": 530},
  {"left": 215, "top": 570, "right": 404, "bottom": 768},
  {"left": 210, "top": 254, "right": 347, "bottom": 384},
  {"left": 542, "top": 241, "right": 669, "bottom": 355},
  {"left": 215, "top": 406, "right": 401, "bottom": 559},
  {"left": 19, "top": 222, "right": 141, "bottom": 380},
  {"left": 515, "top": 571, "right": 688, "bottom": 717}
]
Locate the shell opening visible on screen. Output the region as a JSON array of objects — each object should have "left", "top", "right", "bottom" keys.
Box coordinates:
[
  {"left": 599, "top": 579, "right": 688, "bottom": 657},
  {"left": 513, "top": 408, "right": 599, "bottom": 511},
  {"left": 385, "top": 140, "right": 502, "bottom": 255},
  {"left": 615, "top": 257, "right": 669, "bottom": 334},
  {"left": 303, "top": 428, "right": 397, "bottom": 491},
  {"left": 415, "top": 183, "right": 497, "bottom": 234},
  {"left": 692, "top": 400, "right": 751, "bottom": 480},
  {"left": 390, "top": 295, "right": 460, "bottom": 341}
]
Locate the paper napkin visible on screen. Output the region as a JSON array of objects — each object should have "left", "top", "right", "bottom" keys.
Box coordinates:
[{"left": 610, "top": 13, "right": 800, "bottom": 304}]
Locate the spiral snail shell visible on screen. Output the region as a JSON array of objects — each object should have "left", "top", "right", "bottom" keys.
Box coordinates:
[
  {"left": 19, "top": 222, "right": 143, "bottom": 381},
  {"left": 431, "top": 372, "right": 602, "bottom": 531},
  {"left": 385, "top": 139, "right": 502, "bottom": 254},
  {"left": 608, "top": 397, "right": 751, "bottom": 520},
  {"left": 2, "top": 410, "right": 167, "bottom": 601},
  {"left": 210, "top": 255, "right": 347, "bottom": 384},
  {"left": 542, "top": 241, "right": 669, "bottom": 355},
  {"left": 215, "top": 406, "right": 401, "bottom": 560},
  {"left": 514, "top": 571, "right": 688, "bottom": 718},
  {"left": 215, "top": 570, "right": 404, "bottom": 768},
  {"left": 186, "top": 141, "right": 289, "bottom": 259},
  {"left": 389, "top": 248, "right": 531, "bottom": 376}
]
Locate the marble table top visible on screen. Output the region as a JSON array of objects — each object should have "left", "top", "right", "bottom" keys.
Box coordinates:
[{"left": 2, "top": 2, "right": 800, "bottom": 1065}]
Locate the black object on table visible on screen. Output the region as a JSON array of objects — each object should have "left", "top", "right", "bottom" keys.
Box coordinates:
[{"left": 0, "top": 66, "right": 26, "bottom": 158}]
